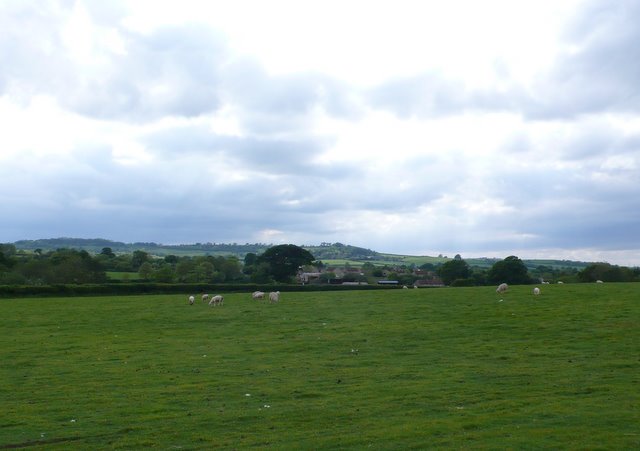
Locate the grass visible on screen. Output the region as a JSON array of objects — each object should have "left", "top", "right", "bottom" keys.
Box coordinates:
[{"left": 1, "top": 284, "right": 638, "bottom": 449}]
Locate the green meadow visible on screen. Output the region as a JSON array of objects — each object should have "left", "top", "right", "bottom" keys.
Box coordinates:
[{"left": 1, "top": 284, "right": 638, "bottom": 449}]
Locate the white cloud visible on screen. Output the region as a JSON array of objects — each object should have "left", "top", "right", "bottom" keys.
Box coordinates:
[{"left": 1, "top": 0, "right": 640, "bottom": 265}]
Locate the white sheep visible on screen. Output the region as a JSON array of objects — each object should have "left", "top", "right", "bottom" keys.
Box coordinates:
[
  {"left": 209, "top": 295, "right": 224, "bottom": 306},
  {"left": 596, "top": 280, "right": 604, "bottom": 284},
  {"left": 202, "top": 294, "right": 209, "bottom": 303},
  {"left": 268, "top": 291, "right": 280, "bottom": 303},
  {"left": 496, "top": 283, "right": 508, "bottom": 294},
  {"left": 188, "top": 295, "right": 195, "bottom": 305},
  {"left": 533, "top": 287, "right": 540, "bottom": 295},
  {"left": 557, "top": 281, "right": 564, "bottom": 284},
  {"left": 252, "top": 291, "right": 265, "bottom": 300},
  {"left": 402, "top": 285, "right": 408, "bottom": 289}
]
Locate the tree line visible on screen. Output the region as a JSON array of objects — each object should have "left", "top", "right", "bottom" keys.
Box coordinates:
[
  {"left": 435, "top": 255, "right": 640, "bottom": 286},
  {"left": 0, "top": 243, "right": 315, "bottom": 285},
  {"left": 1, "top": 243, "right": 638, "bottom": 287}
]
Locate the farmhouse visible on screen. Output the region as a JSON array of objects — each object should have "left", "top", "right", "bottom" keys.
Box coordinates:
[
  {"left": 414, "top": 276, "right": 445, "bottom": 287},
  {"left": 377, "top": 280, "right": 399, "bottom": 285}
]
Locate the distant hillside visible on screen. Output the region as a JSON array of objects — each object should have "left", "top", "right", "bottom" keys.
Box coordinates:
[
  {"left": 10, "top": 238, "right": 379, "bottom": 261},
  {"left": 10, "top": 237, "right": 591, "bottom": 270}
]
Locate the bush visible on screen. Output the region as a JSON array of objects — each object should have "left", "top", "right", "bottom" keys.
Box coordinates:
[{"left": 450, "top": 278, "right": 475, "bottom": 287}]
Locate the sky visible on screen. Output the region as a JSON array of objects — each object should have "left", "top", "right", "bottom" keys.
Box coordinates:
[{"left": 1, "top": 0, "right": 640, "bottom": 265}]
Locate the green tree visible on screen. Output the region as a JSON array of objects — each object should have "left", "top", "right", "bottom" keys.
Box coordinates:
[
  {"left": 153, "top": 264, "right": 175, "bottom": 283},
  {"left": 164, "top": 255, "right": 179, "bottom": 265},
  {"left": 250, "top": 262, "right": 274, "bottom": 283},
  {"left": 488, "top": 256, "right": 531, "bottom": 285},
  {"left": 138, "top": 262, "right": 153, "bottom": 281},
  {"left": 257, "top": 244, "right": 315, "bottom": 282},
  {"left": 319, "top": 272, "right": 336, "bottom": 283},
  {"left": 195, "top": 261, "right": 215, "bottom": 282},
  {"left": 46, "top": 249, "right": 106, "bottom": 284},
  {"left": 578, "top": 263, "right": 632, "bottom": 282},
  {"left": 131, "top": 250, "right": 150, "bottom": 271},
  {"left": 175, "top": 259, "right": 197, "bottom": 282},
  {"left": 437, "top": 258, "right": 471, "bottom": 285},
  {"left": 100, "top": 247, "right": 115, "bottom": 258}
]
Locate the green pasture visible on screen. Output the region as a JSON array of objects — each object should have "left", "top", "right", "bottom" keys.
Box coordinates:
[{"left": 1, "top": 284, "right": 638, "bottom": 449}]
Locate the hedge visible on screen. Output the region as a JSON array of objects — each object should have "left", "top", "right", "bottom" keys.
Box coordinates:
[{"left": 0, "top": 282, "right": 394, "bottom": 298}]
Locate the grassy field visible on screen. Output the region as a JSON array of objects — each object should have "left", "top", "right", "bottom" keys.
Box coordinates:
[{"left": 1, "top": 284, "right": 638, "bottom": 449}]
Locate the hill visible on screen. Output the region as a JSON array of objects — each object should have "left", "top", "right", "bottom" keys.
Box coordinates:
[{"left": 10, "top": 237, "right": 591, "bottom": 270}]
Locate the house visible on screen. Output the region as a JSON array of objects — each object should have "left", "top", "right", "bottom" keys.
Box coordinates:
[{"left": 414, "top": 276, "right": 445, "bottom": 287}]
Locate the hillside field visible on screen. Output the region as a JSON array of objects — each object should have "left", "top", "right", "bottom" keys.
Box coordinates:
[{"left": 1, "top": 284, "right": 638, "bottom": 449}]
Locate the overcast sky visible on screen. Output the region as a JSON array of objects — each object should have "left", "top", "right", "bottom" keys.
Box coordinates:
[{"left": 2, "top": 0, "right": 640, "bottom": 265}]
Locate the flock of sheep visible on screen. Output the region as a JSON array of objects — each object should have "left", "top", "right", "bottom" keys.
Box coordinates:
[
  {"left": 187, "top": 280, "right": 603, "bottom": 306},
  {"left": 497, "top": 279, "right": 603, "bottom": 297},
  {"left": 187, "top": 290, "right": 280, "bottom": 306},
  {"left": 496, "top": 282, "right": 544, "bottom": 296}
]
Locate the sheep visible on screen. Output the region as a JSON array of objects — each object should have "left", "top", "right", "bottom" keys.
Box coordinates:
[
  {"left": 402, "top": 285, "right": 408, "bottom": 289},
  {"left": 557, "top": 281, "right": 564, "bottom": 284},
  {"left": 496, "top": 283, "right": 508, "bottom": 294},
  {"left": 209, "top": 295, "right": 224, "bottom": 306},
  {"left": 202, "top": 293, "right": 209, "bottom": 303},
  {"left": 252, "top": 291, "right": 265, "bottom": 300},
  {"left": 533, "top": 287, "right": 540, "bottom": 295},
  {"left": 188, "top": 295, "right": 195, "bottom": 305},
  {"left": 596, "top": 280, "right": 604, "bottom": 284},
  {"left": 268, "top": 291, "right": 280, "bottom": 303}
]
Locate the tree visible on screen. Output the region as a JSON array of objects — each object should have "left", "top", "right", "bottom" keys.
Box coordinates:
[
  {"left": 100, "top": 247, "right": 115, "bottom": 258},
  {"left": 488, "top": 256, "right": 531, "bottom": 285},
  {"left": 131, "top": 250, "right": 150, "bottom": 270},
  {"left": 138, "top": 262, "right": 153, "bottom": 281},
  {"left": 46, "top": 249, "right": 107, "bottom": 284},
  {"left": 164, "top": 255, "right": 179, "bottom": 265},
  {"left": 153, "top": 264, "right": 174, "bottom": 283},
  {"left": 257, "top": 244, "right": 315, "bottom": 282},
  {"left": 578, "top": 263, "right": 633, "bottom": 283},
  {"left": 437, "top": 258, "right": 471, "bottom": 285}
]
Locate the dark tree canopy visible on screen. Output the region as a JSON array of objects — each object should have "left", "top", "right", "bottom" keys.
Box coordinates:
[
  {"left": 488, "top": 255, "right": 531, "bottom": 285},
  {"left": 257, "top": 244, "right": 315, "bottom": 282},
  {"left": 437, "top": 258, "right": 471, "bottom": 285}
]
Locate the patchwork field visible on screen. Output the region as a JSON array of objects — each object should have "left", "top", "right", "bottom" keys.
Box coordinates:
[{"left": 1, "top": 284, "right": 638, "bottom": 449}]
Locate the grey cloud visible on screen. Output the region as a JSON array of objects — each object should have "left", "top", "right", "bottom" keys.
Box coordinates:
[
  {"left": 64, "top": 24, "right": 226, "bottom": 121},
  {"left": 1, "top": 1, "right": 360, "bottom": 131},
  {"left": 221, "top": 59, "right": 362, "bottom": 134},
  {"left": 0, "top": 1, "right": 226, "bottom": 121},
  {"left": 0, "top": 2, "right": 71, "bottom": 96},
  {"left": 526, "top": 0, "right": 640, "bottom": 118},
  {"left": 367, "top": 74, "right": 468, "bottom": 117},
  {"left": 143, "top": 123, "right": 348, "bottom": 178}
]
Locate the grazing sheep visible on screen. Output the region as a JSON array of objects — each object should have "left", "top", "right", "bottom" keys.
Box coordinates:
[
  {"left": 188, "top": 295, "right": 195, "bottom": 305},
  {"left": 533, "top": 287, "right": 540, "bottom": 295},
  {"left": 557, "top": 281, "right": 564, "bottom": 284},
  {"left": 252, "top": 291, "right": 265, "bottom": 300},
  {"left": 596, "top": 280, "right": 604, "bottom": 284},
  {"left": 402, "top": 285, "right": 408, "bottom": 289},
  {"left": 268, "top": 291, "right": 280, "bottom": 303},
  {"left": 496, "top": 283, "right": 508, "bottom": 294},
  {"left": 202, "top": 294, "right": 209, "bottom": 303},
  {"left": 209, "top": 295, "right": 224, "bottom": 306}
]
